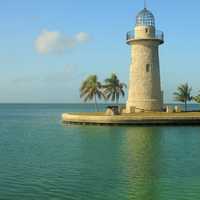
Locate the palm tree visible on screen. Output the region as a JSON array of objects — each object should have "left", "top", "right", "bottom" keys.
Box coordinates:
[
  {"left": 173, "top": 83, "right": 192, "bottom": 111},
  {"left": 193, "top": 93, "right": 200, "bottom": 104},
  {"left": 103, "top": 73, "right": 127, "bottom": 105},
  {"left": 80, "top": 75, "right": 104, "bottom": 111}
]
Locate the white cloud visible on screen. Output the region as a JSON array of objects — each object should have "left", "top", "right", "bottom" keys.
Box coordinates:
[
  {"left": 75, "top": 32, "right": 91, "bottom": 43},
  {"left": 35, "top": 30, "right": 91, "bottom": 54}
]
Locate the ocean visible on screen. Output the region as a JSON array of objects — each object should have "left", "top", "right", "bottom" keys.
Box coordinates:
[{"left": 0, "top": 103, "right": 200, "bottom": 200}]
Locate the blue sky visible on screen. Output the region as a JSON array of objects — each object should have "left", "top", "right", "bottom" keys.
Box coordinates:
[{"left": 0, "top": 0, "right": 200, "bottom": 103}]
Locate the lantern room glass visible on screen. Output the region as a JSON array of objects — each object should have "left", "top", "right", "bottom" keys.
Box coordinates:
[{"left": 136, "top": 8, "right": 155, "bottom": 27}]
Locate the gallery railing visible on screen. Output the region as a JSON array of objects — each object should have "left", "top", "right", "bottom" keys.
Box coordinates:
[{"left": 126, "top": 30, "right": 164, "bottom": 42}]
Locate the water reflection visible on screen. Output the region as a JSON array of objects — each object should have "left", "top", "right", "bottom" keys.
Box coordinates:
[
  {"left": 122, "top": 127, "right": 162, "bottom": 200},
  {"left": 74, "top": 126, "right": 164, "bottom": 199},
  {"left": 68, "top": 125, "right": 200, "bottom": 200}
]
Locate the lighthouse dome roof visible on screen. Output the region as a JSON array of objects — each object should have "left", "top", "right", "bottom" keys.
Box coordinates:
[{"left": 136, "top": 8, "right": 155, "bottom": 27}]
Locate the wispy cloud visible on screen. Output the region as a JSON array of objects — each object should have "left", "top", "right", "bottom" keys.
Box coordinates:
[
  {"left": 12, "top": 76, "right": 42, "bottom": 84},
  {"left": 35, "top": 30, "right": 91, "bottom": 54},
  {"left": 12, "top": 64, "right": 77, "bottom": 84},
  {"left": 43, "top": 64, "right": 75, "bottom": 82}
]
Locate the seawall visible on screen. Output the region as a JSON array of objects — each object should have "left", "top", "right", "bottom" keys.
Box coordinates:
[{"left": 62, "top": 112, "right": 200, "bottom": 126}]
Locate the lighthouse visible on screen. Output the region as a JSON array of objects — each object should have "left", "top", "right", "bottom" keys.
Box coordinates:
[{"left": 126, "top": 7, "right": 164, "bottom": 113}]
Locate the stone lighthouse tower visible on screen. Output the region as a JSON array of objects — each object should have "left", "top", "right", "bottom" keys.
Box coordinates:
[{"left": 126, "top": 7, "right": 164, "bottom": 113}]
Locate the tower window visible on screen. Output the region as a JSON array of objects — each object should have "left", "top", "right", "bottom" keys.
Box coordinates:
[
  {"left": 145, "top": 28, "right": 148, "bottom": 33},
  {"left": 146, "top": 64, "right": 150, "bottom": 72}
]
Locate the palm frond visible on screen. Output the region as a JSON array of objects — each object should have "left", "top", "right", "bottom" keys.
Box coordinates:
[
  {"left": 173, "top": 83, "right": 192, "bottom": 104},
  {"left": 103, "top": 73, "right": 127, "bottom": 103}
]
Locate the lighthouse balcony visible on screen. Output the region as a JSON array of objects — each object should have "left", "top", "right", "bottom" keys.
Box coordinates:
[{"left": 126, "top": 30, "right": 164, "bottom": 44}]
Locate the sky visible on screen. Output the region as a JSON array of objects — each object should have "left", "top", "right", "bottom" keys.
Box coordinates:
[{"left": 0, "top": 0, "right": 200, "bottom": 103}]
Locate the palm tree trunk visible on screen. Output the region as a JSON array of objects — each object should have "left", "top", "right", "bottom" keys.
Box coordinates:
[
  {"left": 115, "top": 93, "right": 119, "bottom": 106},
  {"left": 116, "top": 98, "right": 119, "bottom": 106},
  {"left": 185, "top": 101, "right": 187, "bottom": 112},
  {"left": 94, "top": 95, "right": 98, "bottom": 112}
]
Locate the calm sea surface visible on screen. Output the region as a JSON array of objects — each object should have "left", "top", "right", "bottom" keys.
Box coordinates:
[{"left": 0, "top": 103, "right": 200, "bottom": 200}]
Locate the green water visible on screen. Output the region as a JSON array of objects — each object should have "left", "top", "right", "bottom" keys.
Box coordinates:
[{"left": 0, "top": 104, "right": 200, "bottom": 200}]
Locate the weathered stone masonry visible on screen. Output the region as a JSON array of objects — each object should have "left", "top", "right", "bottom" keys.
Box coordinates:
[{"left": 126, "top": 8, "right": 164, "bottom": 112}]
